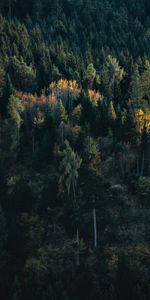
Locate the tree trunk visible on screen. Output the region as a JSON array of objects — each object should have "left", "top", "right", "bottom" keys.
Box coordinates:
[
  {"left": 136, "top": 155, "right": 140, "bottom": 176},
  {"left": 61, "top": 122, "right": 64, "bottom": 144},
  {"left": 93, "top": 207, "right": 97, "bottom": 248},
  {"left": 32, "top": 131, "right": 35, "bottom": 155},
  {"left": 53, "top": 223, "right": 56, "bottom": 234},
  {"left": 140, "top": 152, "right": 144, "bottom": 177},
  {"left": 72, "top": 182, "right": 80, "bottom": 266},
  {"left": 76, "top": 227, "right": 80, "bottom": 266}
]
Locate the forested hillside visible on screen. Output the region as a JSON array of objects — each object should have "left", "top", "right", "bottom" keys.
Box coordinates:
[{"left": 0, "top": 1, "right": 150, "bottom": 300}]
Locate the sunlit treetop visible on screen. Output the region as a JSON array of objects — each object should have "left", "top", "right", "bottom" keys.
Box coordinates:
[
  {"left": 135, "top": 109, "right": 150, "bottom": 132},
  {"left": 49, "top": 79, "right": 80, "bottom": 93}
]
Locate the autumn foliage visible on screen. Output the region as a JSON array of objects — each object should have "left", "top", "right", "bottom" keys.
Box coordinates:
[
  {"left": 135, "top": 109, "right": 150, "bottom": 131},
  {"left": 88, "top": 89, "right": 103, "bottom": 105}
]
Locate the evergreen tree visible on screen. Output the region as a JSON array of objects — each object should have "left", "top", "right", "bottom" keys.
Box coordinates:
[
  {"left": 1, "top": 75, "right": 14, "bottom": 116},
  {"left": 55, "top": 100, "right": 68, "bottom": 144},
  {"left": 141, "top": 59, "right": 150, "bottom": 107},
  {"left": 82, "top": 136, "right": 101, "bottom": 174},
  {"left": 130, "top": 63, "right": 142, "bottom": 110},
  {"left": 59, "top": 140, "right": 82, "bottom": 264},
  {"left": 59, "top": 140, "right": 82, "bottom": 199},
  {"left": 7, "top": 94, "right": 24, "bottom": 155},
  {"left": 83, "top": 63, "right": 96, "bottom": 88},
  {"left": 140, "top": 124, "right": 149, "bottom": 176},
  {"left": 82, "top": 136, "right": 101, "bottom": 248},
  {"left": 122, "top": 108, "right": 138, "bottom": 145},
  {"left": 8, "top": 56, "right": 37, "bottom": 92},
  {"left": 55, "top": 100, "right": 68, "bottom": 126},
  {"left": 101, "top": 55, "right": 125, "bottom": 101}
]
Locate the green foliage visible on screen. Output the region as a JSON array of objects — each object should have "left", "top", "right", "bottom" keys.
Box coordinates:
[
  {"left": 82, "top": 136, "right": 101, "bottom": 174},
  {"left": 6, "top": 94, "right": 24, "bottom": 156},
  {"left": 83, "top": 63, "right": 96, "bottom": 88},
  {"left": 130, "top": 64, "right": 142, "bottom": 108},
  {"left": 8, "top": 56, "right": 37, "bottom": 92},
  {"left": 55, "top": 100, "right": 68, "bottom": 125},
  {"left": 0, "top": 75, "right": 14, "bottom": 116},
  {"left": 101, "top": 55, "right": 125, "bottom": 100},
  {"left": 7, "top": 94, "right": 24, "bottom": 128},
  {"left": 121, "top": 108, "right": 138, "bottom": 145},
  {"left": 141, "top": 59, "right": 150, "bottom": 106},
  {"left": 59, "top": 140, "right": 82, "bottom": 197}
]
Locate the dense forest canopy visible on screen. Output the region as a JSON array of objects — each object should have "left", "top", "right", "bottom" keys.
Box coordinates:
[{"left": 0, "top": 1, "right": 150, "bottom": 300}]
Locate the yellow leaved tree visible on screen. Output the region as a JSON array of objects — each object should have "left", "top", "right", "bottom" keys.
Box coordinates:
[
  {"left": 49, "top": 79, "right": 81, "bottom": 109},
  {"left": 135, "top": 109, "right": 150, "bottom": 132}
]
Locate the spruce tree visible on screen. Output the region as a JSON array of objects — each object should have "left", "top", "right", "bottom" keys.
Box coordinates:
[
  {"left": 1, "top": 75, "right": 14, "bottom": 117},
  {"left": 130, "top": 63, "right": 142, "bottom": 111}
]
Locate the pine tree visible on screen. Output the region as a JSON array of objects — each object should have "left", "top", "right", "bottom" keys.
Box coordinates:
[
  {"left": 59, "top": 140, "right": 82, "bottom": 264},
  {"left": 1, "top": 75, "right": 14, "bottom": 117},
  {"left": 141, "top": 59, "right": 150, "bottom": 107},
  {"left": 9, "top": 56, "right": 37, "bottom": 92},
  {"left": 7, "top": 94, "right": 24, "bottom": 155},
  {"left": 83, "top": 63, "right": 96, "bottom": 88},
  {"left": 82, "top": 136, "right": 101, "bottom": 248},
  {"left": 129, "top": 63, "right": 142, "bottom": 111},
  {"left": 55, "top": 100, "right": 68, "bottom": 144},
  {"left": 140, "top": 124, "right": 149, "bottom": 176},
  {"left": 82, "top": 136, "right": 101, "bottom": 174},
  {"left": 55, "top": 100, "right": 68, "bottom": 126},
  {"left": 122, "top": 108, "right": 138, "bottom": 145},
  {"left": 101, "top": 55, "right": 125, "bottom": 101}
]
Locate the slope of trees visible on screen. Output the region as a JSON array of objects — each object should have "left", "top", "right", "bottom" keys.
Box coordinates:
[{"left": 0, "top": 1, "right": 150, "bottom": 300}]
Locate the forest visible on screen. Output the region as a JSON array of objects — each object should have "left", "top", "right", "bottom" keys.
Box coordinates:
[{"left": 0, "top": 1, "right": 150, "bottom": 300}]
